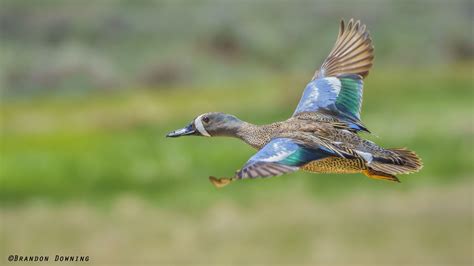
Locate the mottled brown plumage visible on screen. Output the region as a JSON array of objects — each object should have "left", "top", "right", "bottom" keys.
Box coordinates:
[{"left": 233, "top": 112, "right": 420, "bottom": 182}]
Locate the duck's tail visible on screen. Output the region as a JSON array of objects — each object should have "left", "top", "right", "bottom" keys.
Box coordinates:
[{"left": 364, "top": 148, "right": 423, "bottom": 182}]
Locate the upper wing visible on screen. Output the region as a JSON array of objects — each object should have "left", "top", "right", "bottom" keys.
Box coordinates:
[
  {"left": 293, "top": 19, "right": 373, "bottom": 130},
  {"left": 293, "top": 74, "right": 366, "bottom": 130},
  {"left": 235, "top": 138, "right": 332, "bottom": 179},
  {"left": 315, "top": 19, "right": 374, "bottom": 79}
]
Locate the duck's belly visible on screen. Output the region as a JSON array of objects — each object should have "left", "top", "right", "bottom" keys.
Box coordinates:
[{"left": 302, "top": 157, "right": 367, "bottom": 174}]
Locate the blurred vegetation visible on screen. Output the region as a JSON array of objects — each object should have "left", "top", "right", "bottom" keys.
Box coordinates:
[
  {"left": 2, "top": 65, "right": 473, "bottom": 207},
  {"left": 1, "top": 0, "right": 472, "bottom": 97},
  {"left": 0, "top": 1, "right": 473, "bottom": 265},
  {"left": 0, "top": 0, "right": 473, "bottom": 206}
]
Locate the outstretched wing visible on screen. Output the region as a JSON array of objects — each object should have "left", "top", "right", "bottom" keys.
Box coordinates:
[
  {"left": 235, "top": 138, "right": 332, "bottom": 179},
  {"left": 293, "top": 19, "right": 373, "bottom": 130},
  {"left": 315, "top": 19, "right": 374, "bottom": 79}
]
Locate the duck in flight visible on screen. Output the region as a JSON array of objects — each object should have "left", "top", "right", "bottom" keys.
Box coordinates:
[{"left": 167, "top": 19, "right": 422, "bottom": 188}]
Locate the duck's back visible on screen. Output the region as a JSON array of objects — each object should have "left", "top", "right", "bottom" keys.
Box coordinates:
[
  {"left": 278, "top": 115, "right": 421, "bottom": 181},
  {"left": 292, "top": 118, "right": 373, "bottom": 175}
]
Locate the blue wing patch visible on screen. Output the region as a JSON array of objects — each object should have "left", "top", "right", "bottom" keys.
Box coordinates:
[
  {"left": 293, "top": 75, "right": 365, "bottom": 129},
  {"left": 293, "top": 77, "right": 341, "bottom": 115},
  {"left": 236, "top": 138, "right": 331, "bottom": 179}
]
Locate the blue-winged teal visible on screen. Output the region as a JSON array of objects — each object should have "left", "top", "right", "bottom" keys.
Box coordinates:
[{"left": 167, "top": 19, "right": 422, "bottom": 188}]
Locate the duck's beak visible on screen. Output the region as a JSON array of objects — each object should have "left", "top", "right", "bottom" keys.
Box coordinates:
[{"left": 166, "top": 123, "right": 196, "bottom": 137}]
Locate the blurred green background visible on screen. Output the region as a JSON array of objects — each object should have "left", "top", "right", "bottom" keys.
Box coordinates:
[{"left": 1, "top": 0, "right": 473, "bottom": 265}]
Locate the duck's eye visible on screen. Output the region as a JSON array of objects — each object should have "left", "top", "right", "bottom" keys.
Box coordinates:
[{"left": 202, "top": 116, "right": 210, "bottom": 123}]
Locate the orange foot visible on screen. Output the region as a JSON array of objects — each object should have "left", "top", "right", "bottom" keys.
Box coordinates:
[
  {"left": 363, "top": 169, "right": 400, "bottom": 183},
  {"left": 209, "top": 176, "right": 234, "bottom": 188}
]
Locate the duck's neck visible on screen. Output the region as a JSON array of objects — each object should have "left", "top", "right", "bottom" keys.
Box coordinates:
[
  {"left": 234, "top": 122, "right": 273, "bottom": 149},
  {"left": 215, "top": 118, "right": 279, "bottom": 149}
]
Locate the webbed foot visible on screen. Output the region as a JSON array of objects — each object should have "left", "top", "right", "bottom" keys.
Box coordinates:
[{"left": 209, "top": 176, "right": 234, "bottom": 188}]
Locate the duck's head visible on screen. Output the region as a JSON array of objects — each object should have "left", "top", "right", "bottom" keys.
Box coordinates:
[{"left": 166, "top": 112, "right": 243, "bottom": 138}]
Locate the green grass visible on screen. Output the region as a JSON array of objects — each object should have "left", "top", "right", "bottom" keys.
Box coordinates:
[{"left": 1, "top": 65, "right": 473, "bottom": 207}]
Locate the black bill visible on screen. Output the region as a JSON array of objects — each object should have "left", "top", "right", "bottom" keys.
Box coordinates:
[{"left": 166, "top": 123, "right": 196, "bottom": 137}]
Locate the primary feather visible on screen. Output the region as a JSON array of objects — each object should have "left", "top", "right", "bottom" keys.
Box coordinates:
[{"left": 315, "top": 19, "right": 374, "bottom": 79}]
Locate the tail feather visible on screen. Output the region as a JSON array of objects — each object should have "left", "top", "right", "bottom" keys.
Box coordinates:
[{"left": 369, "top": 148, "right": 423, "bottom": 175}]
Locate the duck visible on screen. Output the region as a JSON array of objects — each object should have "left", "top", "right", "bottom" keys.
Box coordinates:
[{"left": 166, "top": 19, "right": 422, "bottom": 188}]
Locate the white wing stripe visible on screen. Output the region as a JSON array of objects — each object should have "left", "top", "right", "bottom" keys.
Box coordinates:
[
  {"left": 260, "top": 150, "right": 296, "bottom": 162},
  {"left": 327, "top": 77, "right": 341, "bottom": 94}
]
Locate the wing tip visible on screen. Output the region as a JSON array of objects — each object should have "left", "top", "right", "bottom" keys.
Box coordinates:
[
  {"left": 319, "top": 18, "right": 375, "bottom": 79},
  {"left": 339, "top": 19, "right": 345, "bottom": 37}
]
